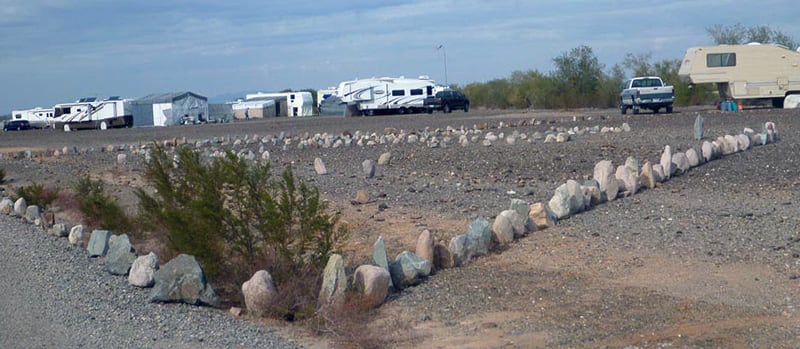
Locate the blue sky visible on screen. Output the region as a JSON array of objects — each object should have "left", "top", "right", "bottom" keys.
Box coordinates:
[{"left": 1, "top": 0, "right": 797, "bottom": 113}]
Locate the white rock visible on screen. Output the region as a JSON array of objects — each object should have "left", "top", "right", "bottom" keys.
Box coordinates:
[
  {"left": 242, "top": 270, "right": 277, "bottom": 317},
  {"left": 68, "top": 225, "right": 84, "bottom": 246},
  {"left": 659, "top": 145, "right": 673, "bottom": 180},
  {"left": 594, "top": 160, "right": 619, "bottom": 201},
  {"left": 313, "top": 157, "right": 328, "bottom": 175},
  {"left": 128, "top": 252, "right": 159, "bottom": 288},
  {"left": 686, "top": 148, "right": 700, "bottom": 168}
]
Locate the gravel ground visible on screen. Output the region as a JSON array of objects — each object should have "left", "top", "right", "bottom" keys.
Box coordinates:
[{"left": 1, "top": 106, "right": 799, "bottom": 348}]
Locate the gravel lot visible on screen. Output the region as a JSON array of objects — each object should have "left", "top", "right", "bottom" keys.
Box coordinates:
[{"left": 1, "top": 106, "right": 798, "bottom": 348}]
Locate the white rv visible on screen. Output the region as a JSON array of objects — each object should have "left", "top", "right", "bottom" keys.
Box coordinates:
[
  {"left": 337, "top": 76, "right": 435, "bottom": 116},
  {"left": 678, "top": 43, "right": 800, "bottom": 108},
  {"left": 53, "top": 97, "right": 133, "bottom": 131},
  {"left": 11, "top": 107, "right": 55, "bottom": 128},
  {"left": 245, "top": 91, "right": 313, "bottom": 117}
]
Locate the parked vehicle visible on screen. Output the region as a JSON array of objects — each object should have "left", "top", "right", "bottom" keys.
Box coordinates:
[
  {"left": 53, "top": 97, "right": 133, "bottom": 131},
  {"left": 619, "top": 76, "right": 675, "bottom": 114},
  {"left": 678, "top": 43, "right": 800, "bottom": 108},
  {"left": 424, "top": 89, "right": 470, "bottom": 113},
  {"left": 3, "top": 120, "right": 32, "bottom": 131},
  {"left": 337, "top": 76, "right": 435, "bottom": 116},
  {"left": 10, "top": 107, "right": 54, "bottom": 128}
]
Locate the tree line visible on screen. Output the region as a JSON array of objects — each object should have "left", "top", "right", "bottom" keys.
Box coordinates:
[{"left": 458, "top": 24, "right": 797, "bottom": 110}]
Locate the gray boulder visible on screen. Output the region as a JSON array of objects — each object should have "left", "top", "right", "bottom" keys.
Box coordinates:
[
  {"left": 362, "top": 159, "right": 376, "bottom": 178},
  {"left": 466, "top": 217, "right": 492, "bottom": 257},
  {"left": 701, "top": 141, "right": 714, "bottom": 162},
  {"left": 694, "top": 114, "right": 704, "bottom": 140},
  {"left": 51, "top": 223, "right": 68, "bottom": 238},
  {"left": 319, "top": 254, "right": 347, "bottom": 309},
  {"left": 448, "top": 234, "right": 469, "bottom": 267},
  {"left": 499, "top": 209, "right": 526, "bottom": 238},
  {"left": 624, "top": 157, "right": 640, "bottom": 178},
  {"left": 509, "top": 199, "right": 535, "bottom": 232},
  {"left": 377, "top": 152, "right": 392, "bottom": 165},
  {"left": 372, "top": 236, "right": 393, "bottom": 289},
  {"left": 389, "top": 251, "right": 431, "bottom": 290},
  {"left": 242, "top": 270, "right": 277, "bottom": 317},
  {"left": 149, "top": 254, "right": 219, "bottom": 307},
  {"left": 492, "top": 213, "right": 514, "bottom": 245},
  {"left": 313, "top": 157, "right": 328, "bottom": 175},
  {"left": 548, "top": 180, "right": 584, "bottom": 219},
  {"left": 672, "top": 152, "right": 690, "bottom": 175},
  {"left": 13, "top": 197, "right": 26, "bottom": 217},
  {"left": 0, "top": 198, "right": 13, "bottom": 215},
  {"left": 660, "top": 145, "right": 673, "bottom": 180},
  {"left": 129, "top": 252, "right": 159, "bottom": 287},
  {"left": 737, "top": 134, "right": 750, "bottom": 151},
  {"left": 615, "top": 166, "right": 638, "bottom": 195},
  {"left": 87, "top": 230, "right": 112, "bottom": 257},
  {"left": 686, "top": 148, "right": 700, "bottom": 168},
  {"left": 640, "top": 161, "right": 656, "bottom": 189},
  {"left": 104, "top": 234, "right": 136, "bottom": 276},
  {"left": 24, "top": 205, "right": 41, "bottom": 224},
  {"left": 593, "top": 160, "right": 619, "bottom": 202},
  {"left": 68, "top": 225, "right": 84, "bottom": 246},
  {"left": 353, "top": 265, "right": 390, "bottom": 309}
]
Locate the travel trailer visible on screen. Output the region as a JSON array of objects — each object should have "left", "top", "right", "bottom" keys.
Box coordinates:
[
  {"left": 245, "top": 91, "right": 313, "bottom": 117},
  {"left": 53, "top": 97, "right": 133, "bottom": 131},
  {"left": 678, "top": 43, "right": 800, "bottom": 108},
  {"left": 337, "top": 76, "right": 435, "bottom": 116},
  {"left": 10, "top": 107, "right": 55, "bottom": 128}
]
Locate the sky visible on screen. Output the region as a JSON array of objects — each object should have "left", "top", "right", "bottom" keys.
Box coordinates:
[{"left": 1, "top": 0, "right": 797, "bottom": 113}]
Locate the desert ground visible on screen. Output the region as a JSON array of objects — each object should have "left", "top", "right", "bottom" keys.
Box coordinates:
[{"left": 1, "top": 105, "right": 798, "bottom": 348}]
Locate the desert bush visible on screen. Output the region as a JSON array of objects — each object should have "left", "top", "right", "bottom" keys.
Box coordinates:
[
  {"left": 136, "top": 144, "right": 349, "bottom": 319},
  {"left": 0, "top": 168, "right": 6, "bottom": 184},
  {"left": 73, "top": 176, "right": 133, "bottom": 233},
  {"left": 15, "top": 182, "right": 59, "bottom": 209}
]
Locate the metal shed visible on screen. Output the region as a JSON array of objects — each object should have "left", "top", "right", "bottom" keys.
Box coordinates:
[{"left": 127, "top": 92, "right": 208, "bottom": 127}]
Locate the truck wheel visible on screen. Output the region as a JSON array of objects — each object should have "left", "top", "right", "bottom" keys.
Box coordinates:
[
  {"left": 653, "top": 108, "right": 659, "bottom": 114},
  {"left": 620, "top": 105, "right": 627, "bottom": 115},
  {"left": 427, "top": 108, "right": 433, "bottom": 114},
  {"left": 443, "top": 104, "right": 451, "bottom": 113},
  {"left": 464, "top": 103, "right": 469, "bottom": 112},
  {"left": 632, "top": 107, "right": 640, "bottom": 115},
  {"left": 666, "top": 105, "right": 673, "bottom": 113}
]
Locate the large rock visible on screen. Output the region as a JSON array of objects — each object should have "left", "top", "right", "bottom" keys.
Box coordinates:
[
  {"left": 491, "top": 213, "right": 515, "bottom": 245},
  {"left": 87, "top": 230, "right": 112, "bottom": 257},
  {"left": 593, "top": 160, "right": 619, "bottom": 202},
  {"left": 319, "top": 254, "right": 347, "bottom": 309},
  {"left": 353, "top": 265, "right": 390, "bottom": 309},
  {"left": 389, "top": 251, "right": 431, "bottom": 290},
  {"left": 0, "top": 198, "right": 13, "bottom": 215},
  {"left": 362, "top": 159, "right": 376, "bottom": 178},
  {"left": 652, "top": 164, "right": 665, "bottom": 183},
  {"left": 129, "top": 252, "right": 159, "bottom": 287},
  {"left": 104, "top": 234, "right": 136, "bottom": 276},
  {"left": 13, "top": 197, "right": 26, "bottom": 217},
  {"left": 149, "top": 254, "right": 219, "bottom": 307},
  {"left": 737, "top": 134, "right": 751, "bottom": 151},
  {"left": 529, "top": 202, "right": 555, "bottom": 229},
  {"left": 624, "top": 157, "right": 640, "bottom": 178},
  {"left": 640, "top": 161, "right": 656, "bottom": 189},
  {"left": 50, "top": 223, "right": 68, "bottom": 238},
  {"left": 415, "top": 230, "right": 435, "bottom": 267},
  {"left": 499, "top": 209, "right": 526, "bottom": 238},
  {"left": 313, "top": 157, "right": 328, "bottom": 175},
  {"left": 509, "top": 199, "right": 535, "bottom": 232},
  {"left": 433, "top": 242, "right": 454, "bottom": 270},
  {"left": 548, "top": 180, "right": 584, "bottom": 219},
  {"left": 615, "top": 165, "right": 638, "bottom": 195},
  {"left": 24, "top": 205, "right": 41, "bottom": 224},
  {"left": 466, "top": 217, "right": 492, "bottom": 257},
  {"left": 242, "top": 270, "right": 278, "bottom": 317},
  {"left": 694, "top": 114, "right": 704, "bottom": 140},
  {"left": 448, "top": 234, "right": 469, "bottom": 267},
  {"left": 659, "top": 145, "right": 673, "bottom": 180},
  {"left": 671, "top": 152, "right": 690, "bottom": 175},
  {"left": 372, "top": 236, "right": 393, "bottom": 289},
  {"left": 377, "top": 152, "right": 392, "bottom": 165},
  {"left": 685, "top": 148, "right": 700, "bottom": 168},
  {"left": 701, "top": 141, "right": 714, "bottom": 162},
  {"left": 68, "top": 225, "right": 84, "bottom": 246}
]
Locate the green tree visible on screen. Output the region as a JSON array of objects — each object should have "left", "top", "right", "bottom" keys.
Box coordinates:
[{"left": 707, "top": 23, "right": 798, "bottom": 49}]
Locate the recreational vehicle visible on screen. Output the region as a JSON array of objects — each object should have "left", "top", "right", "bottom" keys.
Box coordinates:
[
  {"left": 53, "top": 97, "right": 133, "bottom": 131},
  {"left": 245, "top": 91, "right": 313, "bottom": 117},
  {"left": 11, "top": 107, "right": 55, "bottom": 128},
  {"left": 337, "top": 76, "right": 435, "bottom": 116},
  {"left": 678, "top": 43, "right": 800, "bottom": 108}
]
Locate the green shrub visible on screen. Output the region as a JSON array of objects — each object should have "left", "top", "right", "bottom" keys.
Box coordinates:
[
  {"left": 136, "top": 144, "right": 348, "bottom": 318},
  {"left": 73, "top": 176, "right": 133, "bottom": 233},
  {"left": 15, "top": 182, "right": 59, "bottom": 209}
]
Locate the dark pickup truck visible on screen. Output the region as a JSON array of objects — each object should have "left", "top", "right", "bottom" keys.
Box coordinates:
[{"left": 424, "top": 90, "right": 470, "bottom": 113}]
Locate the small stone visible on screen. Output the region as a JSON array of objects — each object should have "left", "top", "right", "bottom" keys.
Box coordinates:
[
  {"left": 355, "top": 190, "right": 370, "bottom": 204},
  {"left": 377, "top": 152, "right": 392, "bottom": 165},
  {"left": 314, "top": 158, "right": 328, "bottom": 175},
  {"left": 362, "top": 159, "right": 376, "bottom": 178}
]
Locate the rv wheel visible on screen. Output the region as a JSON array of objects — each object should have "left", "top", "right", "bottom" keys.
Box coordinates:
[
  {"left": 99, "top": 121, "right": 108, "bottom": 130},
  {"left": 63, "top": 124, "right": 71, "bottom": 132}
]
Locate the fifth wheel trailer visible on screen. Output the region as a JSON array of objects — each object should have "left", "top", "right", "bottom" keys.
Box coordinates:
[
  {"left": 678, "top": 43, "right": 800, "bottom": 108},
  {"left": 337, "top": 76, "right": 435, "bottom": 116}
]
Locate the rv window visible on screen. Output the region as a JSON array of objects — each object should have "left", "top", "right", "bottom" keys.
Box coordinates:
[
  {"left": 14, "top": 114, "right": 21, "bottom": 119},
  {"left": 410, "top": 89, "right": 423, "bottom": 96},
  {"left": 427, "top": 86, "right": 433, "bottom": 95},
  {"left": 707, "top": 53, "right": 736, "bottom": 67},
  {"left": 391, "top": 90, "right": 405, "bottom": 96}
]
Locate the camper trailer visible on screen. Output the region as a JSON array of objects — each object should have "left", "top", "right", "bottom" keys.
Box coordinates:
[
  {"left": 53, "top": 97, "right": 133, "bottom": 131},
  {"left": 245, "top": 91, "right": 313, "bottom": 117},
  {"left": 337, "top": 76, "right": 435, "bottom": 116},
  {"left": 10, "top": 107, "right": 55, "bottom": 128},
  {"left": 678, "top": 43, "right": 800, "bottom": 108}
]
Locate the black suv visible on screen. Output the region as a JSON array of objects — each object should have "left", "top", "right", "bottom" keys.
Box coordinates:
[
  {"left": 424, "top": 90, "right": 470, "bottom": 113},
  {"left": 3, "top": 120, "right": 32, "bottom": 131}
]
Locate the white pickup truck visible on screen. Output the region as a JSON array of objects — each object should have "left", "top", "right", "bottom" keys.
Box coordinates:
[{"left": 619, "top": 76, "right": 675, "bottom": 114}]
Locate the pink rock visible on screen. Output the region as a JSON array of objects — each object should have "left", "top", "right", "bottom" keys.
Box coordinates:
[{"left": 242, "top": 270, "right": 277, "bottom": 317}]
